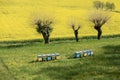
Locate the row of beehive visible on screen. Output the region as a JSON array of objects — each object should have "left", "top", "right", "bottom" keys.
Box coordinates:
[
  {"left": 37, "top": 50, "right": 93, "bottom": 62},
  {"left": 37, "top": 53, "right": 60, "bottom": 62},
  {"left": 74, "top": 50, "right": 93, "bottom": 58}
]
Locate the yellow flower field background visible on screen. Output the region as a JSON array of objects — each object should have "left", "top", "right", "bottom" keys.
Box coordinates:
[{"left": 0, "top": 0, "right": 120, "bottom": 41}]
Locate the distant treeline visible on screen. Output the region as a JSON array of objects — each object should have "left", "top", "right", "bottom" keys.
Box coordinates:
[{"left": 93, "top": 1, "right": 116, "bottom": 11}]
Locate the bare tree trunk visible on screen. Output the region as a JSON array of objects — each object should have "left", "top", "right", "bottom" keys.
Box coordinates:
[
  {"left": 94, "top": 26, "right": 102, "bottom": 40},
  {"left": 42, "top": 33, "right": 50, "bottom": 44},
  {"left": 97, "top": 28, "right": 102, "bottom": 40},
  {"left": 44, "top": 35, "right": 49, "bottom": 44},
  {"left": 74, "top": 30, "right": 79, "bottom": 42}
]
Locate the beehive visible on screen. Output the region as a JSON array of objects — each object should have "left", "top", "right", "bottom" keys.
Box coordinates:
[
  {"left": 37, "top": 55, "right": 42, "bottom": 62},
  {"left": 74, "top": 51, "right": 82, "bottom": 58},
  {"left": 55, "top": 53, "right": 60, "bottom": 60},
  {"left": 42, "top": 54, "right": 47, "bottom": 61},
  {"left": 46, "top": 54, "right": 52, "bottom": 61}
]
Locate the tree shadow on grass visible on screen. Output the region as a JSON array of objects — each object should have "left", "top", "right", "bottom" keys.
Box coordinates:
[
  {"left": 103, "top": 45, "right": 120, "bottom": 54},
  {"left": 99, "top": 45, "right": 120, "bottom": 79},
  {"left": 29, "top": 60, "right": 38, "bottom": 63},
  {"left": 33, "top": 61, "right": 120, "bottom": 80},
  {"left": 0, "top": 39, "right": 42, "bottom": 49},
  {"left": 0, "top": 43, "right": 27, "bottom": 48},
  {"left": 0, "top": 42, "right": 38, "bottom": 49},
  {"left": 101, "top": 45, "right": 120, "bottom": 66},
  {"left": 33, "top": 63, "right": 92, "bottom": 80}
]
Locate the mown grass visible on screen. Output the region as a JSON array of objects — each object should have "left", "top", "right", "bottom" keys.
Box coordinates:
[{"left": 0, "top": 37, "right": 120, "bottom": 80}]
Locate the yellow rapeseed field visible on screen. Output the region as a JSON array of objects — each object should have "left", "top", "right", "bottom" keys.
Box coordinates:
[{"left": 0, "top": 0, "right": 120, "bottom": 41}]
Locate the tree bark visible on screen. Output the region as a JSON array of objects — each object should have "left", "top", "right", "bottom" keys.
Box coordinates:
[
  {"left": 94, "top": 26, "right": 102, "bottom": 40},
  {"left": 97, "top": 28, "right": 102, "bottom": 40},
  {"left": 74, "top": 30, "right": 79, "bottom": 42},
  {"left": 44, "top": 35, "right": 49, "bottom": 44},
  {"left": 42, "top": 32, "right": 50, "bottom": 44}
]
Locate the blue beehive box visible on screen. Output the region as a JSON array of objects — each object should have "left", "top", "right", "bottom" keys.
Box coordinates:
[
  {"left": 86, "top": 50, "right": 93, "bottom": 56},
  {"left": 46, "top": 54, "right": 52, "bottom": 61},
  {"left": 86, "top": 50, "right": 91, "bottom": 56},
  {"left": 74, "top": 51, "right": 82, "bottom": 58},
  {"left": 90, "top": 50, "right": 93, "bottom": 56},
  {"left": 83, "top": 50, "right": 93, "bottom": 56},
  {"left": 51, "top": 54, "right": 56, "bottom": 60},
  {"left": 42, "top": 54, "right": 47, "bottom": 61}
]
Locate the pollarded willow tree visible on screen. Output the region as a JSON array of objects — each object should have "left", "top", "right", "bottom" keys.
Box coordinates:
[
  {"left": 71, "top": 24, "right": 80, "bottom": 42},
  {"left": 89, "top": 11, "right": 110, "bottom": 40},
  {"left": 34, "top": 17, "right": 53, "bottom": 44},
  {"left": 69, "top": 18, "right": 81, "bottom": 42}
]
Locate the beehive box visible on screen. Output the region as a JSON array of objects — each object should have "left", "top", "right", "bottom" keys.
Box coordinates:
[{"left": 37, "top": 53, "right": 60, "bottom": 62}]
